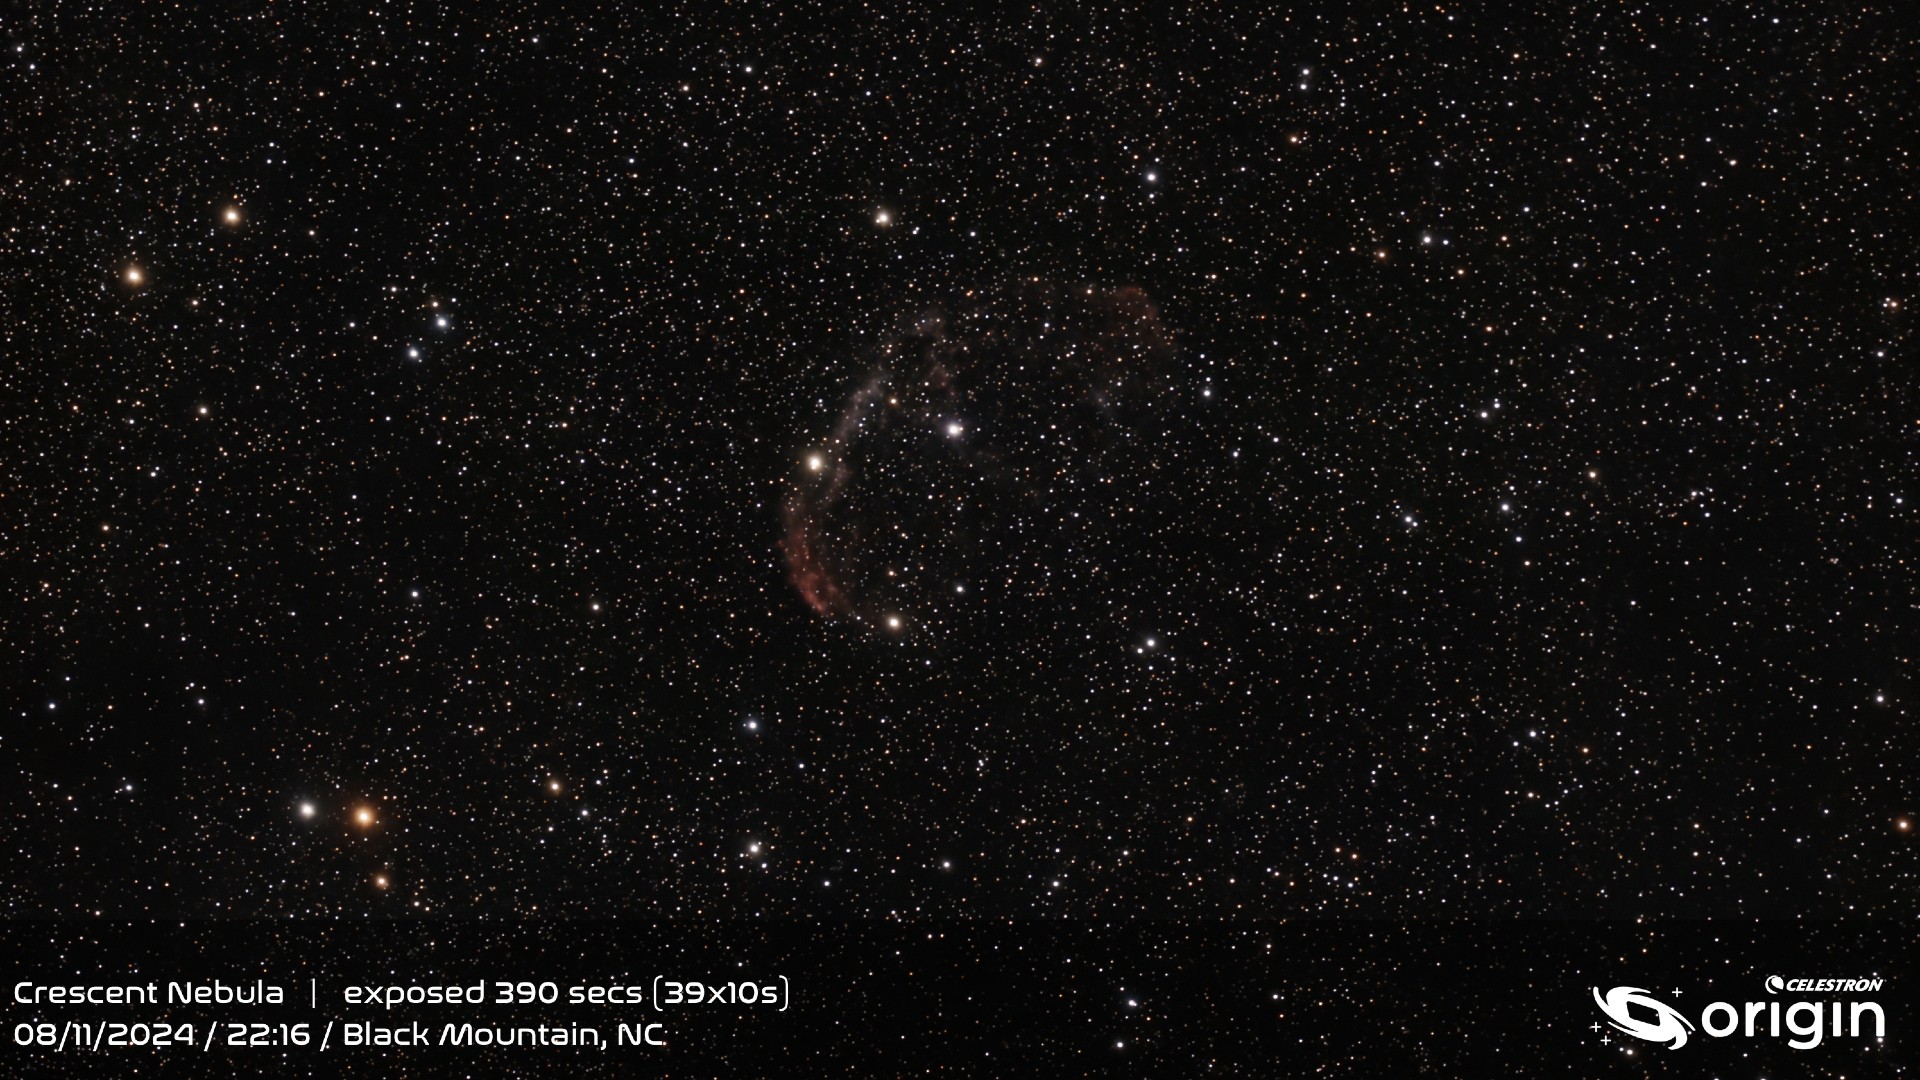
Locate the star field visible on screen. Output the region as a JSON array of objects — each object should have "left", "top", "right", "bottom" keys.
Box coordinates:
[{"left": 1, "top": 3, "right": 1915, "bottom": 1074}]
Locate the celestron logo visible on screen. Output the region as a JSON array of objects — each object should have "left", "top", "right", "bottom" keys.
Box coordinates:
[
  {"left": 1767, "top": 976, "right": 1884, "bottom": 994},
  {"left": 1590, "top": 978, "right": 1887, "bottom": 1051}
]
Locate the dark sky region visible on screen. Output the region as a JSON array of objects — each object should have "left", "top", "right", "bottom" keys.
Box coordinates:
[{"left": 2, "top": 4, "right": 1913, "bottom": 1075}]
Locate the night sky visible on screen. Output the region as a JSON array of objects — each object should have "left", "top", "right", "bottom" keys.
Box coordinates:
[{"left": 4, "top": 3, "right": 1915, "bottom": 1074}]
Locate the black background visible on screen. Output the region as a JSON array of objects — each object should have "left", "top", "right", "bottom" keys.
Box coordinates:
[{"left": 3, "top": 1, "right": 1913, "bottom": 1073}]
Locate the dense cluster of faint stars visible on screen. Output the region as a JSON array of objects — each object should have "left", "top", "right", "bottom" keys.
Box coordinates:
[{"left": 2, "top": 5, "right": 1909, "bottom": 1036}]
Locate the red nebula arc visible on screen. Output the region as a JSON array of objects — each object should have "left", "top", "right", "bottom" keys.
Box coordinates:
[
  {"left": 781, "top": 496, "right": 852, "bottom": 617},
  {"left": 780, "top": 281, "right": 1174, "bottom": 625},
  {"left": 781, "top": 370, "right": 885, "bottom": 617}
]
